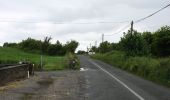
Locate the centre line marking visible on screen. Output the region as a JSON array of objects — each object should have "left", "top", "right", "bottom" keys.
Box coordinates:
[{"left": 89, "top": 60, "right": 145, "bottom": 100}]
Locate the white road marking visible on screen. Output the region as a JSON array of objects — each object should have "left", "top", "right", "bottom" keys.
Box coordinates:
[{"left": 89, "top": 60, "right": 145, "bottom": 100}]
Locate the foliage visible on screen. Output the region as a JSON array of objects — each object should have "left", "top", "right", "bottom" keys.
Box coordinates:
[
  {"left": 42, "top": 36, "right": 52, "bottom": 54},
  {"left": 94, "top": 25, "right": 170, "bottom": 57},
  {"left": 64, "top": 40, "right": 79, "bottom": 53},
  {"left": 151, "top": 26, "right": 170, "bottom": 57},
  {"left": 47, "top": 41, "right": 65, "bottom": 56},
  {"left": 90, "top": 46, "right": 98, "bottom": 52},
  {"left": 65, "top": 52, "right": 80, "bottom": 69},
  {"left": 3, "top": 42, "right": 18, "bottom": 48},
  {"left": 3, "top": 37, "right": 79, "bottom": 56},
  {"left": 120, "top": 30, "right": 149, "bottom": 56},
  {"left": 19, "top": 38, "right": 42, "bottom": 53},
  {"left": 98, "top": 41, "right": 112, "bottom": 53},
  {"left": 142, "top": 31, "right": 153, "bottom": 46}
]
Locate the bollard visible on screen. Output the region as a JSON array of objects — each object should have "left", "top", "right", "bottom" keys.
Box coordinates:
[{"left": 27, "top": 70, "right": 29, "bottom": 78}]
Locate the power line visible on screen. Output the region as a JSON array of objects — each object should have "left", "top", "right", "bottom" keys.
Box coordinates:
[
  {"left": 134, "top": 3, "right": 170, "bottom": 23},
  {"left": 0, "top": 2, "right": 169, "bottom": 40},
  {"left": 88, "top": 3, "right": 170, "bottom": 46},
  {"left": 104, "top": 3, "right": 170, "bottom": 36},
  {"left": 0, "top": 3, "right": 169, "bottom": 25},
  {"left": 0, "top": 19, "right": 130, "bottom": 24},
  {"left": 104, "top": 23, "right": 131, "bottom": 36}
]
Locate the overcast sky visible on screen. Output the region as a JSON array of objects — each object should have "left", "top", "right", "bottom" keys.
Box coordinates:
[{"left": 0, "top": 0, "right": 170, "bottom": 51}]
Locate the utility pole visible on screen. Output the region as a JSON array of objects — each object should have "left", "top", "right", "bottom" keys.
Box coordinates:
[
  {"left": 130, "top": 21, "right": 134, "bottom": 35},
  {"left": 130, "top": 20, "right": 134, "bottom": 53},
  {"left": 102, "top": 34, "right": 104, "bottom": 43}
]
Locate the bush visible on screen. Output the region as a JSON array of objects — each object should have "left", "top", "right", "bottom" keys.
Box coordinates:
[
  {"left": 19, "top": 38, "right": 42, "bottom": 53},
  {"left": 65, "top": 53, "right": 80, "bottom": 70},
  {"left": 151, "top": 26, "right": 170, "bottom": 57},
  {"left": 120, "top": 30, "right": 149, "bottom": 56},
  {"left": 98, "top": 41, "right": 112, "bottom": 53},
  {"left": 3, "top": 42, "right": 18, "bottom": 48},
  {"left": 64, "top": 40, "right": 79, "bottom": 53},
  {"left": 47, "top": 41, "right": 65, "bottom": 56}
]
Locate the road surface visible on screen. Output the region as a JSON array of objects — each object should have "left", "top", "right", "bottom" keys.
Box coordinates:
[
  {"left": 0, "top": 71, "right": 87, "bottom": 100},
  {"left": 79, "top": 55, "right": 170, "bottom": 100},
  {"left": 0, "top": 55, "right": 170, "bottom": 100}
]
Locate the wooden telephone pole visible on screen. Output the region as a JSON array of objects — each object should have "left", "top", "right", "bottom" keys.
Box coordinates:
[
  {"left": 130, "top": 21, "right": 134, "bottom": 35},
  {"left": 102, "top": 34, "right": 104, "bottom": 43}
]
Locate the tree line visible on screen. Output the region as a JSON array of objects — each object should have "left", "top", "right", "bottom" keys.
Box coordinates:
[
  {"left": 90, "top": 25, "right": 170, "bottom": 57},
  {"left": 3, "top": 37, "right": 79, "bottom": 56}
]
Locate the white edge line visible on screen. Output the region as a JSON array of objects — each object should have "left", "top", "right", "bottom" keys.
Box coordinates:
[{"left": 89, "top": 60, "right": 145, "bottom": 100}]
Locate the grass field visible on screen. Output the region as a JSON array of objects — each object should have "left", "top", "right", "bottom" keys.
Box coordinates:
[
  {"left": 91, "top": 51, "right": 170, "bottom": 87},
  {"left": 0, "top": 47, "right": 66, "bottom": 70}
]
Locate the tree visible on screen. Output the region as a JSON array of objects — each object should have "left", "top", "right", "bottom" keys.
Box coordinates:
[
  {"left": 55, "top": 40, "right": 64, "bottom": 55},
  {"left": 19, "top": 38, "right": 42, "bottom": 52},
  {"left": 142, "top": 32, "right": 153, "bottom": 45},
  {"left": 65, "top": 40, "right": 79, "bottom": 53},
  {"left": 42, "top": 36, "right": 52, "bottom": 54},
  {"left": 142, "top": 31, "right": 153, "bottom": 54},
  {"left": 3, "top": 42, "right": 18, "bottom": 48},
  {"left": 151, "top": 26, "right": 170, "bottom": 57},
  {"left": 47, "top": 44, "right": 57, "bottom": 55},
  {"left": 98, "top": 41, "right": 112, "bottom": 53},
  {"left": 120, "top": 30, "right": 149, "bottom": 56},
  {"left": 90, "top": 46, "right": 98, "bottom": 52},
  {"left": 110, "top": 43, "right": 120, "bottom": 51},
  {"left": 47, "top": 40, "right": 65, "bottom": 56}
]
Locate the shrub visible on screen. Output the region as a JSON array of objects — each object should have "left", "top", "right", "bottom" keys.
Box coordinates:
[
  {"left": 120, "top": 30, "right": 149, "bottom": 56},
  {"left": 65, "top": 53, "right": 80, "bottom": 70},
  {"left": 151, "top": 26, "right": 170, "bottom": 57}
]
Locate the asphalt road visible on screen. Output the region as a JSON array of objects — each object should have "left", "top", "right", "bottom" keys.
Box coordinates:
[{"left": 79, "top": 55, "right": 170, "bottom": 100}]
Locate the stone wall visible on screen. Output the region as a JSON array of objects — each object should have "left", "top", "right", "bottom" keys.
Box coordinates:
[{"left": 0, "top": 64, "right": 29, "bottom": 85}]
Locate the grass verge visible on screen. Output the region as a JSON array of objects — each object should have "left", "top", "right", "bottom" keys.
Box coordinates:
[
  {"left": 0, "top": 47, "right": 66, "bottom": 70},
  {"left": 91, "top": 51, "right": 170, "bottom": 87}
]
